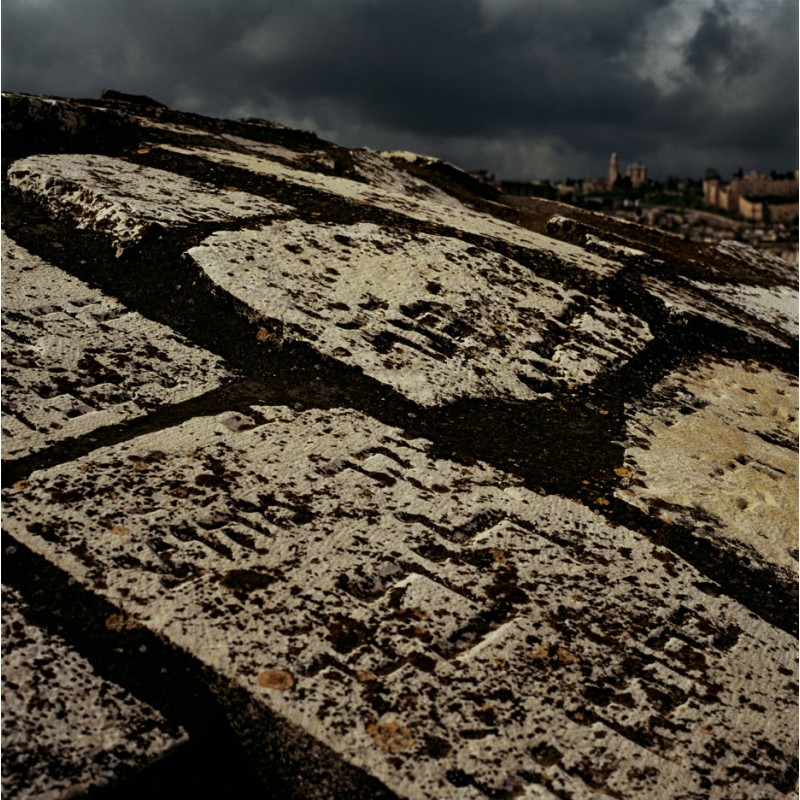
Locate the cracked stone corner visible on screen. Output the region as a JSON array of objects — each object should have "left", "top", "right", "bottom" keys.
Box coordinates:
[
  {"left": 1, "top": 231, "right": 235, "bottom": 461},
  {"left": 1, "top": 583, "right": 188, "bottom": 800}
]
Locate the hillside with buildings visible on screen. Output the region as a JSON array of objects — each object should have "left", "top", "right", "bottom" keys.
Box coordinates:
[
  {"left": 475, "top": 155, "right": 798, "bottom": 264},
  {"left": 1, "top": 91, "right": 798, "bottom": 800}
]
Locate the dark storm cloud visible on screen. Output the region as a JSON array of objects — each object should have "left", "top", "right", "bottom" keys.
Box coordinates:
[
  {"left": 684, "top": 0, "right": 757, "bottom": 81},
  {"left": 2, "top": 0, "right": 796, "bottom": 179}
]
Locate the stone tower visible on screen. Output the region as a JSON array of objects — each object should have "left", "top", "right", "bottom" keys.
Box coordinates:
[{"left": 608, "top": 152, "right": 619, "bottom": 186}]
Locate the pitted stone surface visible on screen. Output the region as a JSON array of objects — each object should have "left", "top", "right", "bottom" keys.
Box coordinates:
[
  {"left": 158, "top": 143, "right": 621, "bottom": 277},
  {"left": 210, "top": 132, "right": 464, "bottom": 208},
  {"left": 2, "top": 407, "right": 796, "bottom": 799},
  {"left": 641, "top": 247, "right": 798, "bottom": 351},
  {"left": 1, "top": 584, "right": 187, "bottom": 799},
  {"left": 6, "top": 153, "right": 291, "bottom": 248},
  {"left": 617, "top": 356, "right": 799, "bottom": 580},
  {"left": 686, "top": 279, "right": 798, "bottom": 341},
  {"left": 1, "top": 233, "right": 233, "bottom": 459},
  {"left": 643, "top": 274, "right": 798, "bottom": 350},
  {"left": 2, "top": 90, "right": 798, "bottom": 799},
  {"left": 187, "top": 221, "right": 651, "bottom": 406}
]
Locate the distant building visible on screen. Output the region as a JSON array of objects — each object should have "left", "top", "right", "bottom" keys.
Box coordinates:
[
  {"left": 627, "top": 162, "right": 648, "bottom": 189},
  {"left": 703, "top": 169, "right": 798, "bottom": 221},
  {"left": 607, "top": 153, "right": 647, "bottom": 188},
  {"left": 608, "top": 153, "right": 619, "bottom": 187}
]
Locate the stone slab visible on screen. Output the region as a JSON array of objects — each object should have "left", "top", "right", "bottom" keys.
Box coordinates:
[
  {"left": 2, "top": 407, "right": 796, "bottom": 799},
  {"left": 6, "top": 153, "right": 292, "bottom": 250},
  {"left": 640, "top": 240, "right": 798, "bottom": 350},
  {"left": 157, "top": 143, "right": 621, "bottom": 278},
  {"left": 616, "top": 355, "right": 799, "bottom": 581},
  {"left": 643, "top": 274, "right": 797, "bottom": 350},
  {"left": 187, "top": 220, "right": 651, "bottom": 406},
  {"left": 214, "top": 133, "right": 463, "bottom": 208},
  {"left": 1, "top": 233, "right": 234, "bottom": 460},
  {"left": 1, "top": 584, "right": 187, "bottom": 799}
]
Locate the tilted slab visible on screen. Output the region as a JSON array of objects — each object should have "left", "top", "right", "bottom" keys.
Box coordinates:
[
  {"left": 6, "top": 153, "right": 291, "bottom": 249},
  {"left": 187, "top": 221, "right": 651, "bottom": 406},
  {"left": 2, "top": 407, "right": 796, "bottom": 798},
  {"left": 686, "top": 278, "right": 798, "bottom": 342},
  {"left": 715, "top": 239, "right": 798, "bottom": 286},
  {"left": 641, "top": 241, "right": 798, "bottom": 350},
  {"left": 158, "top": 143, "right": 621, "bottom": 278},
  {"left": 617, "top": 356, "right": 799, "bottom": 581},
  {"left": 644, "top": 274, "right": 798, "bottom": 350},
  {"left": 214, "top": 133, "right": 464, "bottom": 209},
  {"left": 1, "top": 233, "right": 233, "bottom": 459},
  {"left": 1, "top": 584, "right": 187, "bottom": 799}
]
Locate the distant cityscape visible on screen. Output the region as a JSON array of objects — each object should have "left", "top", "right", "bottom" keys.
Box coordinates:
[{"left": 471, "top": 154, "right": 799, "bottom": 263}]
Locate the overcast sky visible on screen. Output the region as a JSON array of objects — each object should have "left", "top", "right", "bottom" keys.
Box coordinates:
[{"left": 3, "top": 0, "right": 797, "bottom": 180}]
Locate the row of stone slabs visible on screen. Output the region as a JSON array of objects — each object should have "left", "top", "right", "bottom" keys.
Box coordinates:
[
  {"left": 2, "top": 149, "right": 797, "bottom": 797},
  {"left": 4, "top": 151, "right": 797, "bottom": 583},
  {"left": 3, "top": 391, "right": 798, "bottom": 798},
  {"left": 1, "top": 244, "right": 797, "bottom": 797}
]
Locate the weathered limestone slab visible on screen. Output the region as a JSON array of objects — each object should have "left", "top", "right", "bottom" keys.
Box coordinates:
[
  {"left": 643, "top": 273, "right": 798, "bottom": 350},
  {"left": 6, "top": 153, "right": 291, "bottom": 249},
  {"left": 213, "top": 133, "right": 462, "bottom": 208},
  {"left": 1, "top": 233, "right": 233, "bottom": 459},
  {"left": 639, "top": 241, "right": 798, "bottom": 350},
  {"left": 2, "top": 407, "right": 796, "bottom": 799},
  {"left": 617, "top": 356, "right": 799, "bottom": 581},
  {"left": 1, "top": 584, "right": 187, "bottom": 799},
  {"left": 158, "top": 143, "right": 621, "bottom": 277},
  {"left": 686, "top": 278, "right": 798, "bottom": 341},
  {"left": 188, "top": 221, "right": 651, "bottom": 406}
]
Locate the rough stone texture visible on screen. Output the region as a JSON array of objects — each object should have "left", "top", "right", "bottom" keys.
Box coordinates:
[
  {"left": 1, "top": 584, "right": 187, "bottom": 799},
  {"left": 156, "top": 143, "right": 620, "bottom": 278},
  {"left": 1, "top": 233, "right": 233, "bottom": 459},
  {"left": 618, "top": 356, "right": 799, "bottom": 581},
  {"left": 641, "top": 274, "right": 797, "bottom": 351},
  {"left": 188, "top": 220, "right": 652, "bottom": 406},
  {"left": 3, "top": 407, "right": 797, "bottom": 799},
  {"left": 6, "top": 153, "right": 291, "bottom": 250},
  {"left": 1, "top": 91, "right": 797, "bottom": 799}
]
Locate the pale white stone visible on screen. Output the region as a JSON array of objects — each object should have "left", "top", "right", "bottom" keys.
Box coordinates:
[
  {"left": 2, "top": 406, "right": 795, "bottom": 799},
  {"left": 6, "top": 153, "right": 291, "bottom": 248},
  {"left": 1, "top": 585, "right": 187, "bottom": 799},
  {"left": 187, "top": 220, "right": 651, "bottom": 405},
  {"left": 158, "top": 143, "right": 621, "bottom": 277},
  {"left": 689, "top": 279, "right": 799, "bottom": 340},
  {"left": 1, "top": 233, "right": 233, "bottom": 459},
  {"left": 585, "top": 233, "right": 647, "bottom": 258},
  {"left": 643, "top": 275, "right": 796, "bottom": 349}
]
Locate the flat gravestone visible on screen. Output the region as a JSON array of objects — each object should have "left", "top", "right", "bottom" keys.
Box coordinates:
[
  {"left": 188, "top": 221, "right": 651, "bottom": 406},
  {"left": 6, "top": 153, "right": 292, "bottom": 250},
  {"left": 1, "top": 233, "right": 234, "bottom": 459},
  {"left": 158, "top": 143, "right": 621, "bottom": 278},
  {"left": 2, "top": 407, "right": 796, "bottom": 798},
  {"left": 1, "top": 584, "right": 187, "bottom": 799},
  {"left": 617, "top": 355, "right": 799, "bottom": 582}
]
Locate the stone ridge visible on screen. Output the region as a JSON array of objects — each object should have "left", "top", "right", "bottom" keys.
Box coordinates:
[{"left": 1, "top": 90, "right": 797, "bottom": 799}]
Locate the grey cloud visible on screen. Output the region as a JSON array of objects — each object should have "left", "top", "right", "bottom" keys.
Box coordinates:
[
  {"left": 2, "top": 0, "right": 796, "bottom": 179},
  {"left": 685, "top": 0, "right": 765, "bottom": 82}
]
